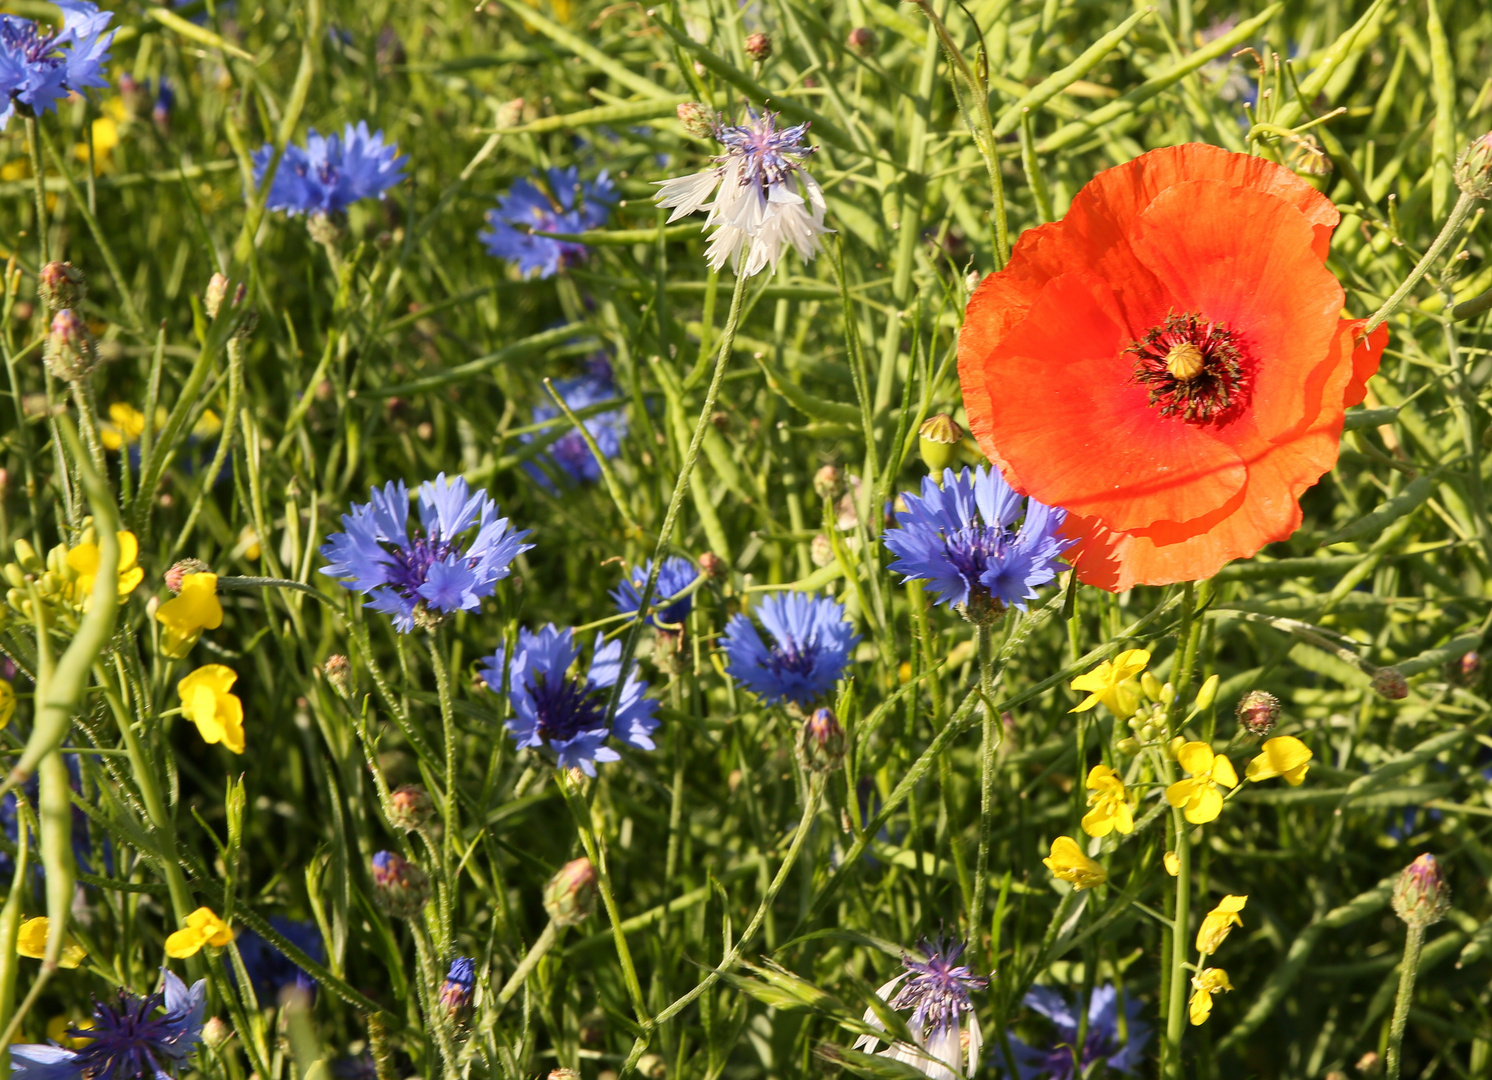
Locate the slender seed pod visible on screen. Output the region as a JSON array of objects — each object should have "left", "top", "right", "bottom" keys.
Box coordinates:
[{"left": 38, "top": 750, "right": 76, "bottom": 970}]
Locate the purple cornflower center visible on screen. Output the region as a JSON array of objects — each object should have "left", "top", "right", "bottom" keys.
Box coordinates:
[
  {"left": 384, "top": 531, "right": 463, "bottom": 596},
  {"left": 942, "top": 525, "right": 1010, "bottom": 589},
  {"left": 890, "top": 941, "right": 988, "bottom": 1036},
  {"left": 765, "top": 634, "right": 818, "bottom": 680},
  {"left": 531, "top": 674, "right": 606, "bottom": 743},
  {"left": 2, "top": 19, "right": 62, "bottom": 67},
  {"left": 70, "top": 989, "right": 180, "bottom": 1077}
]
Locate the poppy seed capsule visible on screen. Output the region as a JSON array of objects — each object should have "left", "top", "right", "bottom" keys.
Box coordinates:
[
  {"left": 371, "top": 851, "right": 430, "bottom": 918},
  {"left": 44, "top": 309, "right": 96, "bottom": 382},
  {"left": 37, "top": 261, "right": 86, "bottom": 311},
  {"left": 847, "top": 26, "right": 876, "bottom": 53},
  {"left": 388, "top": 784, "right": 434, "bottom": 831},
  {"left": 676, "top": 101, "right": 717, "bottom": 139},
  {"left": 1235, "top": 690, "right": 1280, "bottom": 736},
  {"left": 1371, "top": 667, "right": 1409, "bottom": 700},
  {"left": 744, "top": 32, "right": 771, "bottom": 60},
  {"left": 798, "top": 706, "right": 845, "bottom": 772},
  {"left": 543, "top": 857, "right": 598, "bottom": 927},
  {"left": 1392, "top": 853, "right": 1450, "bottom": 928},
  {"left": 1454, "top": 133, "right": 1492, "bottom": 200},
  {"left": 918, "top": 414, "right": 964, "bottom": 472},
  {"left": 165, "top": 558, "right": 212, "bottom": 594}
]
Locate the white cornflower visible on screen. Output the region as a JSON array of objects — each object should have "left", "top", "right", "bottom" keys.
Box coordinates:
[
  {"left": 654, "top": 108, "right": 830, "bottom": 277},
  {"left": 852, "top": 938, "right": 988, "bottom": 1080}
]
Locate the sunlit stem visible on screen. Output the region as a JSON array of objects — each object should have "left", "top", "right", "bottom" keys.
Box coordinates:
[
  {"left": 1366, "top": 191, "right": 1478, "bottom": 335},
  {"left": 970, "top": 619, "right": 1000, "bottom": 949},
  {"left": 1385, "top": 922, "right": 1426, "bottom": 1080},
  {"left": 1164, "top": 809, "right": 1192, "bottom": 1078},
  {"left": 23, "top": 116, "right": 48, "bottom": 268}
]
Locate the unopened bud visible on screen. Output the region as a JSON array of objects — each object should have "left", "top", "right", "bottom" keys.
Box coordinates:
[
  {"left": 205, "top": 273, "right": 230, "bottom": 319},
  {"left": 543, "top": 857, "right": 598, "bottom": 926},
  {"left": 847, "top": 26, "right": 876, "bottom": 53},
  {"left": 201, "top": 1016, "right": 233, "bottom": 1049},
  {"left": 388, "top": 784, "right": 435, "bottom": 831},
  {"left": 697, "top": 551, "right": 725, "bottom": 579},
  {"left": 323, "top": 654, "right": 352, "bottom": 698},
  {"left": 1448, "top": 650, "right": 1482, "bottom": 686},
  {"left": 797, "top": 707, "right": 845, "bottom": 772},
  {"left": 813, "top": 463, "right": 845, "bottom": 501},
  {"left": 44, "top": 309, "right": 96, "bottom": 381},
  {"left": 548, "top": 1071, "right": 581, "bottom": 1080},
  {"left": 638, "top": 1053, "right": 667, "bottom": 1079},
  {"left": 496, "top": 97, "right": 525, "bottom": 129},
  {"left": 1194, "top": 673, "right": 1219, "bottom": 712},
  {"left": 744, "top": 32, "right": 771, "bottom": 61},
  {"left": 810, "top": 533, "right": 834, "bottom": 568},
  {"left": 1455, "top": 132, "right": 1492, "bottom": 199},
  {"left": 1356, "top": 1051, "right": 1383, "bottom": 1077},
  {"left": 1371, "top": 667, "right": 1409, "bottom": 700},
  {"left": 440, "top": 956, "right": 475, "bottom": 1014},
  {"left": 918, "top": 414, "right": 963, "bottom": 472},
  {"left": 37, "top": 262, "right": 86, "bottom": 311},
  {"left": 1140, "top": 672, "right": 1164, "bottom": 703},
  {"left": 165, "top": 558, "right": 211, "bottom": 594},
  {"left": 1391, "top": 853, "right": 1450, "bottom": 928},
  {"left": 1235, "top": 690, "right": 1280, "bottom": 736},
  {"left": 676, "top": 102, "right": 717, "bottom": 139},
  {"left": 307, "top": 214, "right": 343, "bottom": 248},
  {"left": 1115, "top": 736, "right": 1140, "bottom": 755},
  {"left": 371, "top": 851, "right": 430, "bottom": 918}
]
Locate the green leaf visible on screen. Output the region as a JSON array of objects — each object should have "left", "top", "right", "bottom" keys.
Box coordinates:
[{"left": 1321, "top": 475, "right": 1434, "bottom": 545}]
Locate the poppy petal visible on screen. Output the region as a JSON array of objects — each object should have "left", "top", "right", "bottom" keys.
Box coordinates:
[{"left": 1339, "top": 317, "right": 1389, "bottom": 408}]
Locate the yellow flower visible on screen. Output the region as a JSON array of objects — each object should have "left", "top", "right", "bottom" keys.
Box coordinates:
[
  {"left": 46, "top": 1015, "right": 94, "bottom": 1048},
  {"left": 17, "top": 917, "right": 87, "bottom": 968},
  {"left": 1245, "top": 735, "right": 1313, "bottom": 787},
  {"left": 100, "top": 403, "right": 148, "bottom": 451},
  {"left": 1196, "top": 894, "right": 1248, "bottom": 955},
  {"left": 65, "top": 531, "right": 145, "bottom": 599},
  {"left": 1043, "top": 835, "right": 1107, "bottom": 890},
  {"left": 1189, "top": 968, "right": 1233, "bottom": 1025},
  {"left": 156, "top": 572, "right": 223, "bottom": 656},
  {"left": 1163, "top": 851, "right": 1181, "bottom": 876},
  {"left": 193, "top": 409, "right": 223, "bottom": 439},
  {"left": 1165, "top": 742, "right": 1238, "bottom": 824},
  {"left": 1081, "top": 764, "right": 1134, "bottom": 837},
  {"left": 178, "top": 664, "right": 245, "bottom": 753},
  {"left": 0, "top": 679, "right": 13, "bottom": 730},
  {"left": 1070, "top": 649, "right": 1151, "bottom": 720},
  {"left": 164, "top": 907, "right": 234, "bottom": 958}
]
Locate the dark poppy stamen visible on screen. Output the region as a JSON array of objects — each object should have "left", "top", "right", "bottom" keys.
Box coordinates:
[{"left": 1129, "top": 312, "right": 1249, "bottom": 424}]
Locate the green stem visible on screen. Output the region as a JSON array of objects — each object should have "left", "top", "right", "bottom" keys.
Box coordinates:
[
  {"left": 426, "top": 632, "right": 457, "bottom": 955},
  {"left": 23, "top": 116, "right": 48, "bottom": 268},
  {"left": 1164, "top": 808, "right": 1192, "bottom": 1078},
  {"left": 970, "top": 620, "right": 999, "bottom": 948},
  {"left": 496, "top": 920, "right": 560, "bottom": 1006},
  {"left": 1366, "top": 191, "right": 1478, "bottom": 334},
  {"left": 1385, "top": 922, "right": 1426, "bottom": 1080}
]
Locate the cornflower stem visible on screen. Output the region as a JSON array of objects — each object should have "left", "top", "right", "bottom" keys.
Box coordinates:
[
  {"left": 664, "top": 674, "right": 687, "bottom": 884},
  {"left": 410, "top": 921, "right": 460, "bottom": 1079},
  {"left": 426, "top": 630, "right": 458, "bottom": 953},
  {"left": 23, "top": 116, "right": 49, "bottom": 268},
  {"left": 1366, "top": 190, "right": 1478, "bottom": 335},
  {"left": 1385, "top": 922, "right": 1427, "bottom": 1080},
  {"left": 557, "top": 773, "right": 651, "bottom": 1024},
  {"left": 496, "top": 920, "right": 560, "bottom": 1006},
  {"left": 970, "top": 620, "right": 999, "bottom": 950},
  {"left": 1164, "top": 806, "right": 1192, "bottom": 1079}
]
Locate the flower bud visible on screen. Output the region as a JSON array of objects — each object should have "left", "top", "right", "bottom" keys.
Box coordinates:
[
  {"left": 165, "top": 558, "right": 212, "bottom": 594},
  {"left": 371, "top": 851, "right": 430, "bottom": 918},
  {"left": 1140, "top": 672, "right": 1163, "bottom": 703},
  {"left": 1391, "top": 853, "right": 1450, "bottom": 928},
  {"left": 1371, "top": 667, "right": 1409, "bottom": 700},
  {"left": 205, "top": 273, "right": 230, "bottom": 320},
  {"left": 1235, "top": 690, "right": 1280, "bottom": 736},
  {"left": 676, "top": 102, "right": 717, "bottom": 140},
  {"left": 307, "top": 214, "right": 343, "bottom": 248},
  {"left": 813, "top": 463, "right": 845, "bottom": 501},
  {"left": 323, "top": 654, "right": 353, "bottom": 699},
  {"left": 918, "top": 414, "right": 963, "bottom": 472},
  {"left": 847, "top": 26, "right": 876, "bottom": 53},
  {"left": 548, "top": 1071, "right": 581, "bottom": 1080},
  {"left": 201, "top": 1016, "right": 233, "bottom": 1049},
  {"left": 440, "top": 956, "right": 475, "bottom": 1014},
  {"left": 697, "top": 551, "right": 726, "bottom": 579},
  {"left": 1448, "top": 650, "right": 1482, "bottom": 686},
  {"left": 744, "top": 32, "right": 772, "bottom": 61},
  {"left": 543, "top": 857, "right": 598, "bottom": 927},
  {"left": 1455, "top": 132, "right": 1492, "bottom": 200},
  {"left": 638, "top": 1053, "right": 667, "bottom": 1079},
  {"left": 44, "top": 310, "right": 96, "bottom": 382},
  {"left": 1356, "top": 1051, "right": 1383, "bottom": 1077},
  {"left": 797, "top": 706, "right": 845, "bottom": 773},
  {"left": 37, "top": 262, "right": 86, "bottom": 311},
  {"left": 810, "top": 533, "right": 834, "bottom": 569},
  {"left": 496, "top": 97, "right": 526, "bottom": 129},
  {"left": 1115, "top": 736, "right": 1139, "bottom": 755},
  {"left": 388, "top": 784, "right": 435, "bottom": 831},
  {"left": 1194, "top": 673, "right": 1219, "bottom": 712}
]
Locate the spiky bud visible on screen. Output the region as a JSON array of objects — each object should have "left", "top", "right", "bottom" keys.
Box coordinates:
[
  {"left": 847, "top": 26, "right": 877, "bottom": 53},
  {"left": 698, "top": 551, "right": 726, "bottom": 579},
  {"left": 1455, "top": 133, "right": 1492, "bottom": 200},
  {"left": 37, "top": 262, "right": 87, "bottom": 311},
  {"left": 797, "top": 706, "right": 845, "bottom": 772},
  {"left": 440, "top": 957, "right": 475, "bottom": 1014},
  {"left": 388, "top": 784, "right": 435, "bottom": 831},
  {"left": 496, "top": 97, "right": 526, "bottom": 129},
  {"left": 44, "top": 310, "right": 96, "bottom": 382},
  {"left": 371, "top": 851, "right": 430, "bottom": 918},
  {"left": 918, "top": 414, "right": 964, "bottom": 472},
  {"left": 165, "top": 558, "right": 212, "bottom": 594},
  {"left": 1391, "top": 853, "right": 1450, "bottom": 928},
  {"left": 543, "top": 857, "right": 598, "bottom": 927},
  {"left": 676, "top": 102, "right": 717, "bottom": 139},
  {"left": 1235, "top": 690, "right": 1280, "bottom": 736},
  {"left": 1371, "top": 667, "right": 1409, "bottom": 700},
  {"left": 744, "top": 32, "right": 772, "bottom": 61},
  {"left": 813, "top": 464, "right": 845, "bottom": 501},
  {"left": 810, "top": 533, "right": 834, "bottom": 569},
  {"left": 322, "top": 654, "right": 353, "bottom": 698}
]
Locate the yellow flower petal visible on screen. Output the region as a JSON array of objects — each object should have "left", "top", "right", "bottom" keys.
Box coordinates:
[
  {"left": 1043, "top": 836, "right": 1107, "bottom": 890},
  {"left": 1164, "top": 851, "right": 1180, "bottom": 876},
  {"left": 1196, "top": 894, "right": 1248, "bottom": 954},
  {"left": 156, "top": 573, "right": 223, "bottom": 636},
  {"left": 1246, "top": 736, "right": 1313, "bottom": 785},
  {"left": 1176, "top": 741, "right": 1215, "bottom": 777},
  {"left": 17, "top": 916, "right": 86, "bottom": 968},
  {"left": 1112, "top": 649, "right": 1151, "bottom": 681},
  {"left": 1184, "top": 784, "right": 1224, "bottom": 824},
  {"left": 1211, "top": 754, "right": 1238, "bottom": 789},
  {"left": 0, "top": 680, "right": 14, "bottom": 730}
]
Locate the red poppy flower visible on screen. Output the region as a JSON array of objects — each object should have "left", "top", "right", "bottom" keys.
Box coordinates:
[{"left": 958, "top": 144, "right": 1388, "bottom": 590}]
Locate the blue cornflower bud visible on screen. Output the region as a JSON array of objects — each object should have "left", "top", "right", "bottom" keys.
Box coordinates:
[
  {"left": 440, "top": 957, "right": 475, "bottom": 1014},
  {"left": 371, "top": 851, "right": 430, "bottom": 918}
]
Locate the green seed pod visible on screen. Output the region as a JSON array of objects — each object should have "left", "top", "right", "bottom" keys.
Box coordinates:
[{"left": 39, "top": 749, "right": 76, "bottom": 968}]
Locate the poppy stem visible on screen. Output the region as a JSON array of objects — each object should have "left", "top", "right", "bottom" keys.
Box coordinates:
[{"left": 1366, "top": 190, "right": 1478, "bottom": 335}]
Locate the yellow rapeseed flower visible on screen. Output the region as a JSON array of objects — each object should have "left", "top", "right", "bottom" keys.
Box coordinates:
[
  {"left": 1081, "top": 764, "right": 1134, "bottom": 837},
  {"left": 66, "top": 531, "right": 145, "bottom": 599},
  {"left": 1245, "top": 735, "right": 1313, "bottom": 786},
  {"left": 1165, "top": 742, "right": 1238, "bottom": 824},
  {"left": 1189, "top": 968, "right": 1233, "bottom": 1025},
  {"left": 17, "top": 916, "right": 87, "bottom": 968},
  {"left": 164, "top": 907, "right": 233, "bottom": 958},
  {"left": 1163, "top": 851, "right": 1181, "bottom": 876},
  {"left": 1070, "top": 649, "right": 1150, "bottom": 720},
  {"left": 46, "top": 1015, "right": 95, "bottom": 1048},
  {"left": 1196, "top": 894, "right": 1248, "bottom": 955},
  {"left": 177, "top": 664, "right": 245, "bottom": 753},
  {"left": 100, "top": 403, "right": 148, "bottom": 451},
  {"left": 0, "top": 679, "right": 14, "bottom": 730},
  {"left": 1043, "top": 835, "right": 1107, "bottom": 890},
  {"left": 156, "top": 572, "right": 223, "bottom": 656}
]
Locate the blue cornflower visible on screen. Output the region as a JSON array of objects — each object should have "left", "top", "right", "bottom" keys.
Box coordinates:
[
  {"left": 319, "top": 473, "right": 532, "bottom": 633},
  {"left": 440, "top": 957, "right": 475, "bottom": 1013},
  {"left": 0, "top": 1, "right": 114, "bottom": 130},
  {"left": 231, "top": 917, "right": 324, "bottom": 1004},
  {"left": 854, "top": 938, "right": 988, "bottom": 1080},
  {"left": 720, "top": 592, "right": 858, "bottom": 707},
  {"left": 999, "top": 983, "right": 1150, "bottom": 1079},
  {"left": 525, "top": 365, "right": 626, "bottom": 486},
  {"left": 252, "top": 122, "right": 406, "bottom": 217},
  {"left": 11, "top": 969, "right": 206, "bottom": 1078},
  {"left": 479, "top": 624, "right": 659, "bottom": 777},
  {"left": 152, "top": 76, "right": 173, "bottom": 128},
  {"left": 884, "top": 466, "right": 1072, "bottom": 621},
  {"left": 612, "top": 557, "right": 697, "bottom": 629},
  {"left": 480, "top": 165, "right": 617, "bottom": 279}
]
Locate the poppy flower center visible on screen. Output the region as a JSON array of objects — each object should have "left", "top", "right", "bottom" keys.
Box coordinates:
[{"left": 1130, "top": 312, "right": 1248, "bottom": 424}]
